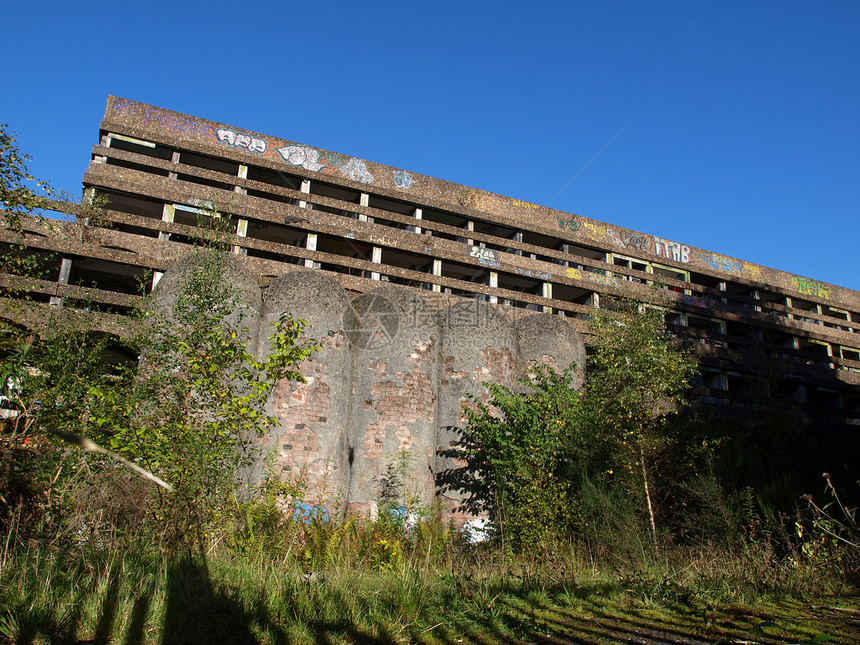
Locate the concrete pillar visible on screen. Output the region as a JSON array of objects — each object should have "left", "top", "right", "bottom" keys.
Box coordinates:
[
  {"left": 304, "top": 233, "right": 317, "bottom": 268},
  {"left": 299, "top": 179, "right": 310, "bottom": 209},
  {"left": 260, "top": 271, "right": 354, "bottom": 514},
  {"left": 435, "top": 302, "right": 518, "bottom": 526},
  {"left": 432, "top": 259, "right": 442, "bottom": 293},
  {"left": 159, "top": 204, "right": 174, "bottom": 242},
  {"left": 49, "top": 258, "right": 72, "bottom": 307},
  {"left": 542, "top": 282, "right": 552, "bottom": 313},
  {"left": 515, "top": 314, "right": 586, "bottom": 389},
  {"left": 371, "top": 246, "right": 382, "bottom": 281},
  {"left": 359, "top": 193, "right": 370, "bottom": 222},
  {"left": 345, "top": 286, "right": 439, "bottom": 518}
]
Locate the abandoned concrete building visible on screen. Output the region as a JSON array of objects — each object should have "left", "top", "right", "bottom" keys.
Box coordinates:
[{"left": 2, "top": 96, "right": 859, "bottom": 519}]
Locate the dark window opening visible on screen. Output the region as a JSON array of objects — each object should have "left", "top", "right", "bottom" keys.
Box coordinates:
[
  {"left": 175, "top": 173, "right": 233, "bottom": 192},
  {"left": 106, "top": 135, "right": 174, "bottom": 161},
  {"left": 92, "top": 190, "right": 164, "bottom": 220},
  {"left": 178, "top": 150, "right": 239, "bottom": 176},
  {"left": 422, "top": 208, "right": 468, "bottom": 229},
  {"left": 309, "top": 180, "right": 361, "bottom": 204},
  {"left": 105, "top": 157, "right": 170, "bottom": 177},
  {"left": 68, "top": 258, "right": 149, "bottom": 296},
  {"left": 246, "top": 165, "right": 302, "bottom": 191}
]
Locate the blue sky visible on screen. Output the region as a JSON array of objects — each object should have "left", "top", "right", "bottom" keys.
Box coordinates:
[{"left": 3, "top": 1, "right": 859, "bottom": 291}]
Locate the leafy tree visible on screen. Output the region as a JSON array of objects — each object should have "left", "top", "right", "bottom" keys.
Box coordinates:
[
  {"left": 581, "top": 297, "right": 698, "bottom": 550},
  {"left": 0, "top": 123, "right": 55, "bottom": 231},
  {"left": 458, "top": 364, "right": 581, "bottom": 553},
  {"left": 86, "top": 247, "right": 322, "bottom": 546}
]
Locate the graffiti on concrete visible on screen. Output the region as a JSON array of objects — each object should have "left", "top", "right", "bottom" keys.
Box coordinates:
[
  {"left": 619, "top": 229, "right": 649, "bottom": 252},
  {"left": 113, "top": 98, "right": 138, "bottom": 115},
  {"left": 706, "top": 253, "right": 741, "bottom": 274},
  {"left": 292, "top": 500, "right": 330, "bottom": 525},
  {"left": 512, "top": 199, "right": 539, "bottom": 209},
  {"left": 654, "top": 237, "right": 690, "bottom": 263},
  {"left": 393, "top": 170, "right": 414, "bottom": 189},
  {"left": 277, "top": 145, "right": 326, "bottom": 171},
  {"left": 679, "top": 294, "right": 708, "bottom": 308},
  {"left": 565, "top": 267, "right": 582, "bottom": 280},
  {"left": 216, "top": 128, "right": 267, "bottom": 154},
  {"left": 469, "top": 246, "right": 500, "bottom": 268},
  {"left": 276, "top": 145, "right": 375, "bottom": 184},
  {"left": 580, "top": 220, "right": 607, "bottom": 240},
  {"left": 514, "top": 267, "right": 552, "bottom": 281},
  {"left": 742, "top": 262, "right": 768, "bottom": 284},
  {"left": 558, "top": 218, "right": 579, "bottom": 232},
  {"left": 791, "top": 276, "right": 832, "bottom": 301},
  {"left": 143, "top": 106, "right": 216, "bottom": 137},
  {"left": 340, "top": 157, "right": 375, "bottom": 184},
  {"left": 587, "top": 272, "right": 620, "bottom": 289}
]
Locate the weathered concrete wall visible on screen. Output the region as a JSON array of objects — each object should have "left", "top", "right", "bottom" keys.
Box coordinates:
[
  {"left": 345, "top": 285, "right": 439, "bottom": 518},
  {"left": 155, "top": 257, "right": 585, "bottom": 523},
  {"left": 258, "top": 270, "right": 354, "bottom": 511}
]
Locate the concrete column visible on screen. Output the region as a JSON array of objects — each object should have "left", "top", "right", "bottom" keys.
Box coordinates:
[
  {"left": 432, "top": 259, "right": 442, "bottom": 293},
  {"left": 233, "top": 219, "right": 248, "bottom": 255},
  {"left": 466, "top": 220, "right": 474, "bottom": 246},
  {"left": 346, "top": 286, "right": 440, "bottom": 518},
  {"left": 159, "top": 204, "right": 174, "bottom": 241},
  {"left": 489, "top": 271, "right": 498, "bottom": 304},
  {"left": 235, "top": 164, "right": 248, "bottom": 196},
  {"left": 169, "top": 151, "right": 180, "bottom": 180},
  {"left": 359, "top": 193, "right": 370, "bottom": 222},
  {"left": 412, "top": 207, "right": 423, "bottom": 234},
  {"left": 299, "top": 179, "right": 310, "bottom": 209},
  {"left": 304, "top": 233, "right": 318, "bottom": 268},
  {"left": 513, "top": 231, "right": 523, "bottom": 256},
  {"left": 371, "top": 246, "right": 382, "bottom": 281},
  {"left": 49, "top": 258, "right": 73, "bottom": 307},
  {"left": 542, "top": 282, "right": 552, "bottom": 313}
]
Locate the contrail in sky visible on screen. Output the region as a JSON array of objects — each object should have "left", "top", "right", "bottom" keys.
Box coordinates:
[{"left": 548, "top": 123, "right": 630, "bottom": 205}]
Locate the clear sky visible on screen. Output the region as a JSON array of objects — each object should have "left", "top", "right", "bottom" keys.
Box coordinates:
[{"left": 3, "top": 1, "right": 858, "bottom": 291}]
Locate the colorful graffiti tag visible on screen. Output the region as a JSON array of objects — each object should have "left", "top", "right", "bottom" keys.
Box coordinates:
[
  {"left": 587, "top": 272, "right": 620, "bottom": 289},
  {"left": 277, "top": 145, "right": 326, "bottom": 171},
  {"left": 142, "top": 106, "right": 216, "bottom": 137},
  {"left": 653, "top": 237, "right": 690, "bottom": 263},
  {"left": 113, "top": 98, "right": 137, "bottom": 115},
  {"left": 791, "top": 276, "right": 832, "bottom": 301},
  {"left": 469, "top": 246, "right": 500, "bottom": 268},
  {"left": 393, "top": 170, "right": 414, "bottom": 188},
  {"left": 512, "top": 199, "right": 539, "bottom": 209},
  {"left": 558, "top": 218, "right": 579, "bottom": 232},
  {"left": 340, "top": 157, "right": 374, "bottom": 184},
  {"left": 706, "top": 253, "right": 741, "bottom": 274},
  {"left": 276, "top": 145, "right": 375, "bottom": 184},
  {"left": 216, "top": 128, "right": 267, "bottom": 154},
  {"left": 292, "top": 500, "right": 330, "bottom": 525},
  {"left": 580, "top": 220, "right": 607, "bottom": 240},
  {"left": 565, "top": 267, "right": 582, "bottom": 280},
  {"left": 679, "top": 294, "right": 707, "bottom": 308},
  {"left": 514, "top": 267, "right": 552, "bottom": 280},
  {"left": 619, "top": 229, "right": 649, "bottom": 252}
]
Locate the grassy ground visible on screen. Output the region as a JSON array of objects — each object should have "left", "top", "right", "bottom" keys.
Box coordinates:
[{"left": 1, "top": 545, "right": 857, "bottom": 645}]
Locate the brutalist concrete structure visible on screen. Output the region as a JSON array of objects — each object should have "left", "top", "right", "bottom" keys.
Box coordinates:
[{"left": 2, "top": 97, "right": 859, "bottom": 519}]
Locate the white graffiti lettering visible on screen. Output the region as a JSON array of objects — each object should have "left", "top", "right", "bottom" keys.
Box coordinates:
[
  {"left": 216, "top": 128, "right": 267, "bottom": 154},
  {"left": 277, "top": 145, "right": 326, "bottom": 171},
  {"left": 654, "top": 237, "right": 690, "bottom": 263}
]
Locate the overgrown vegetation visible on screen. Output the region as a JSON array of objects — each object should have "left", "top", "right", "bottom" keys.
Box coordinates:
[{"left": 0, "top": 125, "right": 858, "bottom": 643}]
